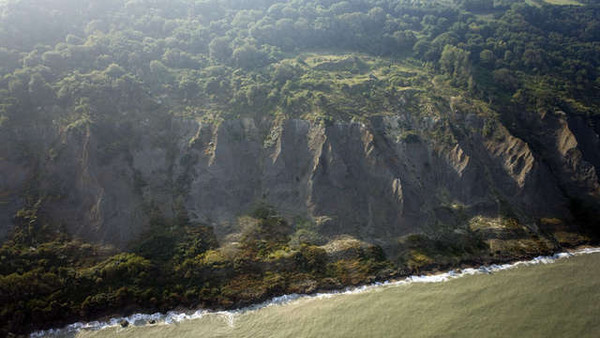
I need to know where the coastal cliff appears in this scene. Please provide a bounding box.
[2,108,598,251]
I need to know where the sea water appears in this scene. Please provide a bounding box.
[34,248,600,337]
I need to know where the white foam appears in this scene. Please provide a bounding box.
[31,246,600,337]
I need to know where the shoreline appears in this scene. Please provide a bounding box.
[32,246,600,337]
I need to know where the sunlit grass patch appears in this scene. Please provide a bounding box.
[543,0,583,6]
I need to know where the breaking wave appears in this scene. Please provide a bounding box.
[31,247,600,337]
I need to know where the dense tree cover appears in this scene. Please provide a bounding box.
[1,0,598,129]
[0,205,393,335]
[1,201,558,335]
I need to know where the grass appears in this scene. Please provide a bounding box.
[173,51,439,124]
[543,0,583,5]
[285,53,432,121]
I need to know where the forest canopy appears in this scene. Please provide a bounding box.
[1,0,599,129]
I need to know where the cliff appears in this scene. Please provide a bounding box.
[2,104,598,254]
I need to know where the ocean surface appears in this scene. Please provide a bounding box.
[37,248,600,337]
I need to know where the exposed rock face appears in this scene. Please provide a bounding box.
[1,110,599,249]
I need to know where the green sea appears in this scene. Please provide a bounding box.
[67,250,600,338]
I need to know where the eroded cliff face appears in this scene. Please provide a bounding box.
[1,109,599,250]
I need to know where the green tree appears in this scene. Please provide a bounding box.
[208,37,232,63]
[104,63,126,79]
[439,44,471,86]
[479,49,495,67]
[232,44,267,69]
[149,60,172,84]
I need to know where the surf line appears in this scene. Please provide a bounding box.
[31,247,600,337]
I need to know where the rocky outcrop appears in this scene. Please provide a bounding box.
[1,110,599,250]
